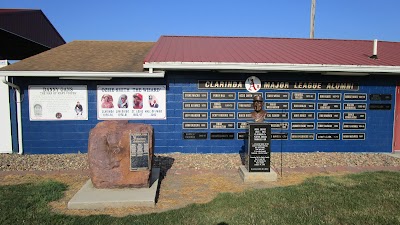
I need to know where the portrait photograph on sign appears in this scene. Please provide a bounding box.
[28,85,88,121]
[97,85,166,120]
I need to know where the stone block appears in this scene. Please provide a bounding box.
[239,165,278,182]
[88,121,153,188]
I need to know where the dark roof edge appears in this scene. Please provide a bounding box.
[38,10,66,45]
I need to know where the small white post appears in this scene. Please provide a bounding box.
[373,39,378,56]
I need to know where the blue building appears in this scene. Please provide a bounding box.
[1,36,400,154]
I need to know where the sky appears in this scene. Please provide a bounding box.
[2,0,400,43]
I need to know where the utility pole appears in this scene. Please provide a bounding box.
[310,0,316,39]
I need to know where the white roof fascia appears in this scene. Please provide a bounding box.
[0,70,165,78]
[143,62,400,74]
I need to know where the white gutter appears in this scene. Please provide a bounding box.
[0,71,165,78]
[2,77,23,154]
[143,62,400,74]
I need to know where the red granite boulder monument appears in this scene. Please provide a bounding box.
[88,121,153,189]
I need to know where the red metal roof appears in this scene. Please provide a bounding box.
[144,36,400,66]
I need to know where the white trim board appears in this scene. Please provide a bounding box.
[0,76,12,153]
[144,62,400,74]
[0,71,165,78]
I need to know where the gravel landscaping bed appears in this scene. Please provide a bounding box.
[1,152,400,171]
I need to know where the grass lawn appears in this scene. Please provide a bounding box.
[1,171,400,225]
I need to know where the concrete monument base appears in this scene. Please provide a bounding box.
[238,165,278,182]
[68,167,160,209]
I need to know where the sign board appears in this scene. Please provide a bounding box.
[97,85,166,120]
[183,132,208,139]
[29,85,88,121]
[246,123,271,172]
[130,133,150,170]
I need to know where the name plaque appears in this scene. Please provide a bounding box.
[210,132,235,139]
[183,92,208,100]
[318,93,341,100]
[317,103,341,110]
[343,112,366,120]
[266,112,289,120]
[237,132,248,140]
[343,103,366,110]
[130,133,150,171]
[210,92,236,100]
[183,102,208,110]
[344,93,367,101]
[317,122,340,130]
[183,132,208,139]
[291,133,314,140]
[271,133,289,140]
[318,112,340,120]
[292,92,316,100]
[343,123,366,130]
[266,102,289,110]
[291,102,315,110]
[238,92,262,100]
[369,94,392,101]
[237,112,252,120]
[342,133,365,140]
[210,102,235,110]
[265,92,289,100]
[183,112,208,120]
[369,104,391,110]
[247,123,271,172]
[239,123,292,131]
[237,102,253,110]
[291,122,315,130]
[237,122,249,129]
[266,122,289,130]
[316,133,340,140]
[291,113,315,120]
[182,122,208,129]
[210,122,235,129]
[210,112,235,119]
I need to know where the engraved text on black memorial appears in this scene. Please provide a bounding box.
[247,123,271,172]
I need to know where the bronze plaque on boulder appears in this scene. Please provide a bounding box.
[130,133,150,171]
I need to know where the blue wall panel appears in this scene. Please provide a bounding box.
[11,71,397,154]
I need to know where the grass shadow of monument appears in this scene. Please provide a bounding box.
[239,141,247,166]
[153,155,175,203]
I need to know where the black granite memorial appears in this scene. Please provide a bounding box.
[245,123,271,172]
